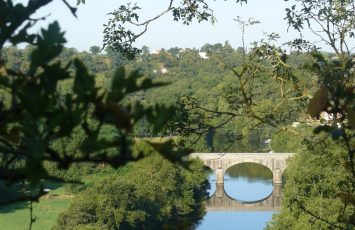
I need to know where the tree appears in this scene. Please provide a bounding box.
[266,1,355,228]
[55,142,210,230]
[267,139,355,229]
[105,46,128,67]
[89,45,101,55]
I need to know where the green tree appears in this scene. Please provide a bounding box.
[267,139,355,229]
[266,1,355,228]
[89,45,101,55]
[55,142,210,230]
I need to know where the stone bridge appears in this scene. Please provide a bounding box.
[190,153,293,184]
[190,153,293,211]
[191,153,293,211]
[206,183,282,211]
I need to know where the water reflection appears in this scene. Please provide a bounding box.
[226,162,273,182]
[225,163,273,202]
[198,163,280,229]
[207,183,281,211]
[207,163,273,202]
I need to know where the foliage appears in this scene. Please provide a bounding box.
[0,0,191,206]
[169,39,312,150]
[270,128,305,153]
[265,1,355,227]
[266,139,355,229]
[43,162,98,194]
[55,142,210,230]
[89,46,100,55]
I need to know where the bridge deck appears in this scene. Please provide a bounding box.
[191,152,293,159]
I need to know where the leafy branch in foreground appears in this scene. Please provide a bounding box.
[0,0,190,205]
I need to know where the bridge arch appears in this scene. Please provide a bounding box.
[222,162,273,203]
[224,160,274,175]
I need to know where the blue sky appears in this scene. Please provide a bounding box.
[16,0,327,51]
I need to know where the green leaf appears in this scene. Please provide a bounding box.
[345,107,355,129]
[146,140,192,164]
[73,59,97,101]
[108,67,125,101]
[339,193,355,206]
[79,131,117,153]
[307,88,329,118]
[104,102,132,132]
[313,125,332,134]
[39,21,66,47]
[30,21,66,72]
[145,104,175,134]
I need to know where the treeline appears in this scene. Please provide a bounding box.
[1,42,320,153]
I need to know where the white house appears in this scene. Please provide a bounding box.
[198,52,209,59]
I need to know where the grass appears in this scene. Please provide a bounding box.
[0,167,129,229]
[0,182,73,230]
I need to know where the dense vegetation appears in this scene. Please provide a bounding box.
[1,42,318,154]
[55,142,209,230]
[267,138,355,229]
[0,0,354,229]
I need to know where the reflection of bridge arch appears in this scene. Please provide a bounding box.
[206,183,282,211]
[191,153,293,184]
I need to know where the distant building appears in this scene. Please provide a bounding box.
[150,49,161,55]
[263,139,271,144]
[292,122,300,127]
[320,111,342,122]
[198,52,209,59]
[263,139,272,153]
[153,67,168,75]
[160,67,168,74]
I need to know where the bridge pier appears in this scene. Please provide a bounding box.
[215,169,224,184]
[273,169,283,184]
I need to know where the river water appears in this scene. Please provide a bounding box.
[197,163,277,230]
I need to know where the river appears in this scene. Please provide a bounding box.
[197,163,277,230]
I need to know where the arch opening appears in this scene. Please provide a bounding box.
[224,162,273,202]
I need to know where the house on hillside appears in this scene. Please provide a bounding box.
[150,49,161,55]
[198,52,209,59]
